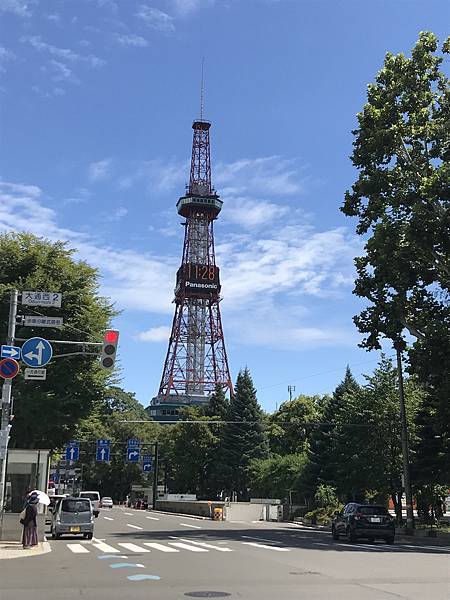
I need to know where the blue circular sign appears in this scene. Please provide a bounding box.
[21,337,53,367]
[0,358,20,379]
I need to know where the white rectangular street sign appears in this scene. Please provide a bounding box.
[22,291,62,307]
[24,316,63,328]
[24,368,47,381]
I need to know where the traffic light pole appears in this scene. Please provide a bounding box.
[0,289,19,527]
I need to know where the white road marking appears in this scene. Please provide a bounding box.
[242,535,285,544]
[118,543,151,553]
[144,543,179,553]
[126,524,143,530]
[179,523,201,529]
[92,541,121,553]
[169,542,208,552]
[178,538,232,552]
[124,512,133,516]
[67,544,90,554]
[145,516,160,521]
[103,517,114,521]
[242,542,290,552]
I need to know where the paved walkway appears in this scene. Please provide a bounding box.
[0,540,51,560]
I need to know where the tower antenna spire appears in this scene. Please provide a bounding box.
[200,57,205,121]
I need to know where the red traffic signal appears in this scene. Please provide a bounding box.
[100,329,119,370]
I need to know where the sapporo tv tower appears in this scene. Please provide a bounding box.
[148,102,233,421]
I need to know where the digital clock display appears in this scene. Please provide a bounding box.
[176,263,221,298]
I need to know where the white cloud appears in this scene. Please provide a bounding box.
[115,33,149,47]
[223,197,289,229]
[119,159,187,193]
[46,59,79,84]
[216,156,306,196]
[88,159,113,182]
[171,0,213,15]
[21,35,106,68]
[0,46,15,72]
[135,326,171,342]
[109,206,128,221]
[136,5,175,32]
[0,0,31,17]
[46,13,61,23]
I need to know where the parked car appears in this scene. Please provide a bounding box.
[332,503,395,543]
[45,494,68,525]
[100,496,113,509]
[51,497,94,539]
[79,490,100,517]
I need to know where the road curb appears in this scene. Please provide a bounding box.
[0,539,51,560]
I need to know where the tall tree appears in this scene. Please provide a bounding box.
[268,394,321,455]
[220,369,268,499]
[341,32,450,478]
[0,233,116,449]
[202,384,230,420]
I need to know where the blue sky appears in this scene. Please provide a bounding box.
[1,0,448,412]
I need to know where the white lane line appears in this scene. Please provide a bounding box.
[241,535,285,544]
[103,517,114,521]
[169,542,208,552]
[178,538,232,552]
[146,516,160,521]
[126,524,143,530]
[144,543,179,553]
[67,544,90,554]
[179,523,201,529]
[92,541,121,553]
[118,543,151,553]
[242,542,290,552]
[124,512,133,516]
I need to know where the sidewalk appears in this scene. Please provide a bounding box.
[0,540,51,560]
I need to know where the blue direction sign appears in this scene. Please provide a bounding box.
[1,345,21,360]
[127,439,140,448]
[127,448,140,462]
[96,439,111,447]
[21,337,53,368]
[65,445,79,461]
[96,446,110,462]
[0,358,20,379]
[142,454,153,473]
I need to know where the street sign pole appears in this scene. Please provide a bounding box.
[152,441,159,510]
[0,289,18,528]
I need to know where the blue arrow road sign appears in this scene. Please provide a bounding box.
[127,439,140,448]
[143,462,152,473]
[96,439,111,447]
[21,337,53,367]
[1,345,21,360]
[96,446,110,462]
[127,448,140,462]
[65,445,79,461]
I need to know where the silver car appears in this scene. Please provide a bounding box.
[51,497,94,539]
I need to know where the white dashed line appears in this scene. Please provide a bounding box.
[179,523,201,529]
[124,512,133,516]
[146,516,160,521]
[67,544,90,554]
[242,542,290,552]
[126,523,143,530]
[103,517,114,521]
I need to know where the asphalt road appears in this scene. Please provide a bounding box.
[1,507,449,599]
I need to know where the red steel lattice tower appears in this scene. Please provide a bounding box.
[150,117,233,417]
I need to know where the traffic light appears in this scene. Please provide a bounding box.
[100,330,119,369]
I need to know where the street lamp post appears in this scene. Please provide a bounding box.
[393,338,415,532]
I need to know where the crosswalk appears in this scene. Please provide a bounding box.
[64,537,290,556]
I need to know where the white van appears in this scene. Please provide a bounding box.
[79,491,100,517]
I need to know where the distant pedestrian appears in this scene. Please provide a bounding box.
[21,492,39,549]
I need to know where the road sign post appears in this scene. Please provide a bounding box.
[0,290,18,530]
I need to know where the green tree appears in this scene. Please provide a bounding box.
[220,368,269,499]
[341,32,450,480]
[202,384,229,420]
[268,395,321,455]
[247,453,308,501]
[0,233,116,449]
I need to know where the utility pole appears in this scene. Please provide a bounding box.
[152,441,159,510]
[0,289,19,523]
[288,385,296,401]
[394,338,415,532]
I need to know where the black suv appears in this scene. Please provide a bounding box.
[332,503,395,544]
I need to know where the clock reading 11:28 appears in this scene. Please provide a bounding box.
[175,263,221,298]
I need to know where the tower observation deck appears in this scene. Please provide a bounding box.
[147,118,233,422]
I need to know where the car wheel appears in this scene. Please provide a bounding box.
[385,536,395,544]
[332,526,339,540]
[346,527,357,543]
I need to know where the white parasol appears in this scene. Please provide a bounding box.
[29,490,51,506]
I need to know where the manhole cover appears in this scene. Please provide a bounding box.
[185,593,231,598]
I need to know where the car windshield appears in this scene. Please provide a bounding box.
[102,497,112,501]
[358,506,388,515]
[62,499,91,513]
[80,493,99,501]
